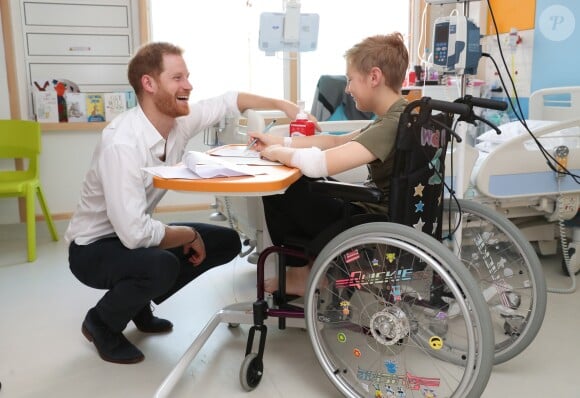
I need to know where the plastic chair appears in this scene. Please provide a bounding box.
[0,120,58,261]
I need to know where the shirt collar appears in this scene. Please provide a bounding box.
[136,105,167,150]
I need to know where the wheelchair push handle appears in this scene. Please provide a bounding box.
[424,98,472,118]
[457,95,508,111]
[453,95,508,136]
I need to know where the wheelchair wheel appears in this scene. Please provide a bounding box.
[239,353,263,391]
[442,198,547,364]
[305,222,494,398]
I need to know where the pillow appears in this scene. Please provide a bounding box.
[477,120,556,144]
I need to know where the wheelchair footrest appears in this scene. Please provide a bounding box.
[271,291,303,309]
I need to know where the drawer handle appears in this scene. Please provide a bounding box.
[69,46,91,52]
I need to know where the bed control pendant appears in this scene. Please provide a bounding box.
[554,145,569,177]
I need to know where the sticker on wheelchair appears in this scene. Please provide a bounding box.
[429,335,444,350]
[343,249,360,263]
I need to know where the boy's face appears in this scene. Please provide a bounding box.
[345,64,372,112]
[151,54,192,117]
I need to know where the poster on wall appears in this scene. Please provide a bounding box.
[486,0,536,34]
[531,0,580,91]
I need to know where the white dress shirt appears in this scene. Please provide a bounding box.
[65,91,240,249]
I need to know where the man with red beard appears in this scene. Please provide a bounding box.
[65,42,304,364]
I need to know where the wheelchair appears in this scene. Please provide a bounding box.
[237,97,502,398]
[154,96,545,398]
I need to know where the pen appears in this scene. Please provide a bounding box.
[246,119,277,150]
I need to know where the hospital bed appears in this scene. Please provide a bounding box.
[451,87,580,274]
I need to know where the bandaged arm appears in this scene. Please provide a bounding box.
[289,147,328,178]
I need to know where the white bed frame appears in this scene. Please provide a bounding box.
[454,86,580,260]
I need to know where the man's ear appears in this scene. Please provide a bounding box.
[141,74,156,94]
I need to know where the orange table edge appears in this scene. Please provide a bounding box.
[152,165,301,195]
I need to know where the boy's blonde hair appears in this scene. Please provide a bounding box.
[344,33,409,92]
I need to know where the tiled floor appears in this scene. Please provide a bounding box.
[1,212,579,397]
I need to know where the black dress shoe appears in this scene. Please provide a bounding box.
[132,305,173,333]
[82,308,144,364]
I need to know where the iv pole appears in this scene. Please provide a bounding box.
[454,1,470,202]
[283,0,301,103]
[425,0,479,253]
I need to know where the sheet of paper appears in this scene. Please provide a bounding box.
[207,145,281,165]
[142,151,268,179]
[210,145,259,158]
[212,156,281,166]
[142,164,202,179]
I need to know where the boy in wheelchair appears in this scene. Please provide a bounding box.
[247,32,409,296]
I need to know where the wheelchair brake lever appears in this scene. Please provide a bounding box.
[472,114,502,135]
[431,117,462,143]
[454,95,505,135]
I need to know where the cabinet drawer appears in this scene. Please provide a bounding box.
[29,63,129,87]
[24,2,129,28]
[27,33,130,57]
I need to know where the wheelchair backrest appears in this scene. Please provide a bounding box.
[388,99,455,241]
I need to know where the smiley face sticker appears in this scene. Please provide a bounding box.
[429,336,443,350]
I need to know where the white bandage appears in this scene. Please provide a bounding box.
[283,136,292,147]
[290,147,328,178]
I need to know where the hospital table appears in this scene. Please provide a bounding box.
[151,162,302,398]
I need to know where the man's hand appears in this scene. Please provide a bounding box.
[183,231,206,266]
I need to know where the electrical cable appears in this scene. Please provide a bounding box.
[416,2,430,66]
[551,178,577,293]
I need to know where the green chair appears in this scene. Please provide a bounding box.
[0,120,58,261]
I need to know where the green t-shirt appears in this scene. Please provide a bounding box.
[353,97,408,215]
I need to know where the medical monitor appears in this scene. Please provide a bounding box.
[432,15,481,75]
[258,12,319,54]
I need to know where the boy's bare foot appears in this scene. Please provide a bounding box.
[264,265,311,297]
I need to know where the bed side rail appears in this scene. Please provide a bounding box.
[475,118,580,198]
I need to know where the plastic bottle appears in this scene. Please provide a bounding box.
[289,100,315,137]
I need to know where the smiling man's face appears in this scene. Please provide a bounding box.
[152,53,192,117]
